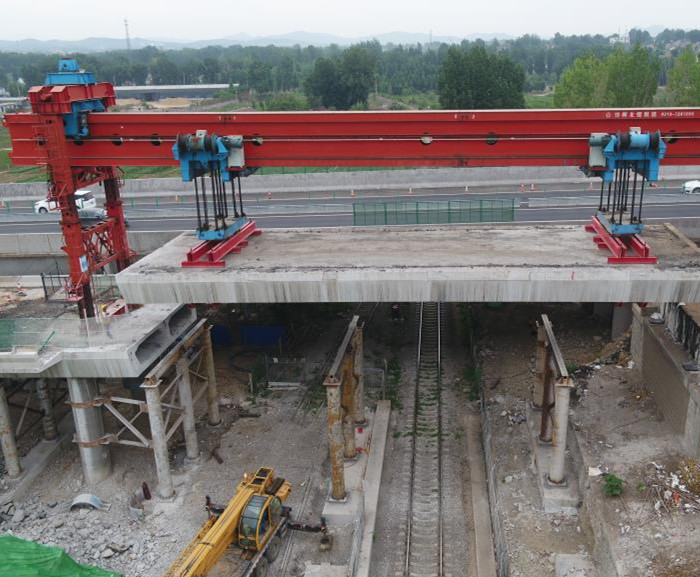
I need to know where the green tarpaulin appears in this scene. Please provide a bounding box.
[0,534,122,577]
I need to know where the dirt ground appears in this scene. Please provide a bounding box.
[0,308,367,577]
[477,302,700,577]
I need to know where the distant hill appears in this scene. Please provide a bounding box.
[0,31,513,53]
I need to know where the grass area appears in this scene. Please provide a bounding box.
[525,92,555,108]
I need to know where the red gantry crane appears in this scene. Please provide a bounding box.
[4,59,700,317]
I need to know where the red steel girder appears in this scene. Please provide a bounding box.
[5,108,700,169]
[181,220,261,268]
[27,83,116,115]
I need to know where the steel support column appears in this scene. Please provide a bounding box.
[533,324,547,410]
[67,378,111,484]
[325,382,346,500]
[0,382,22,478]
[204,329,221,426]
[353,325,366,425]
[549,381,574,484]
[177,357,199,460]
[143,381,174,498]
[35,379,57,441]
[341,355,356,460]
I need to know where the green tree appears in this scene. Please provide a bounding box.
[438,45,525,109]
[554,45,659,108]
[668,49,700,106]
[338,45,377,108]
[554,54,607,107]
[150,56,179,84]
[304,58,342,108]
[605,45,659,107]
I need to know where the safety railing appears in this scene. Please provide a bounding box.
[352,199,516,226]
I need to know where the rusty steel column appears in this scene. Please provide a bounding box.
[143,380,174,498]
[0,382,21,478]
[203,329,221,426]
[67,378,112,484]
[549,380,574,484]
[353,325,366,425]
[35,379,58,441]
[539,364,555,444]
[325,380,346,500]
[533,323,547,409]
[176,357,199,460]
[341,355,356,460]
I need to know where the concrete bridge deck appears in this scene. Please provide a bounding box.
[116,223,700,304]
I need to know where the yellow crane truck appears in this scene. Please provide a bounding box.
[163,467,300,577]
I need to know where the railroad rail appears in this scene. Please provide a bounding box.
[404,301,444,577]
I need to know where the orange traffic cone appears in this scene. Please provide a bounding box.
[408,187,413,195]
[174,195,180,204]
[350,189,355,198]
[530,183,536,192]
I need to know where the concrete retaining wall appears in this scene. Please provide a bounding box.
[636,310,700,456]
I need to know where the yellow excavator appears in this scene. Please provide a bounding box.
[163,467,321,577]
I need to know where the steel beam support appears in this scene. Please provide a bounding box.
[35,379,57,441]
[533,323,547,410]
[67,378,111,484]
[176,357,199,460]
[353,325,366,425]
[341,355,356,460]
[143,381,174,498]
[0,382,22,478]
[549,380,574,485]
[203,329,221,426]
[325,381,346,501]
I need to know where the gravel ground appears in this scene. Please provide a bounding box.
[370,303,470,577]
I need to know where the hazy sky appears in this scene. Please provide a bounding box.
[2,0,698,40]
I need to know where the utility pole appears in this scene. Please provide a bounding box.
[124,19,132,53]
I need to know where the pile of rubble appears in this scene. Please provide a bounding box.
[641,460,700,516]
[0,494,182,576]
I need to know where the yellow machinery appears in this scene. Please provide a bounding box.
[164,467,292,577]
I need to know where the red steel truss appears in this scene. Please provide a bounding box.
[4,103,700,315]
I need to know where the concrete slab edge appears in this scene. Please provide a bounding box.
[354,400,391,577]
[465,413,498,577]
[567,419,621,577]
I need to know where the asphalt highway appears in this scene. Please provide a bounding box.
[1,201,699,235]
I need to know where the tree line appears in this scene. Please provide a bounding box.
[1,29,699,110]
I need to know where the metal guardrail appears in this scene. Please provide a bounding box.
[352,199,516,226]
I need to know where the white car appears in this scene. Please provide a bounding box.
[682,180,700,194]
[34,189,96,213]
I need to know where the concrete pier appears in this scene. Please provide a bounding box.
[0,383,21,478]
[117,224,700,305]
[35,379,57,441]
[176,357,199,461]
[67,378,112,484]
[142,381,174,498]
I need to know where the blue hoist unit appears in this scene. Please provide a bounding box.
[47,59,109,139]
[173,130,250,242]
[588,129,666,236]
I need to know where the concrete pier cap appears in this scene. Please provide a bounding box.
[116,223,700,305]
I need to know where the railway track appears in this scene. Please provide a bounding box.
[404,302,444,577]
